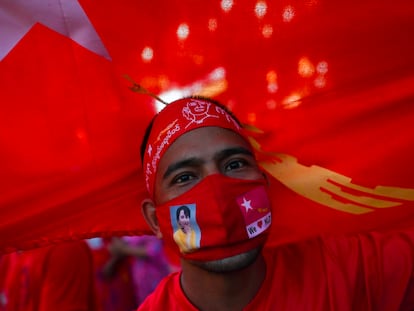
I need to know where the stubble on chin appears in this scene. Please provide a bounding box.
[189,247,261,273]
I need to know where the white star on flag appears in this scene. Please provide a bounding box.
[0,0,110,61]
[241,197,253,212]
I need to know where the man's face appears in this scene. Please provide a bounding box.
[153,126,263,204]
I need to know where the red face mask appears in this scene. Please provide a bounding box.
[156,174,272,261]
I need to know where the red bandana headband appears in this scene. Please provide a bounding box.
[143,97,247,197]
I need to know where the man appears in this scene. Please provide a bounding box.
[138,96,414,311]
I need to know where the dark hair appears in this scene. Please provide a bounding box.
[139,95,242,163]
[140,116,156,163]
[176,205,191,221]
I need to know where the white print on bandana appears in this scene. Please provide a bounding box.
[147,144,153,157]
[155,119,179,143]
[215,106,241,129]
[246,213,271,238]
[182,100,219,128]
[151,123,181,171]
[145,162,152,191]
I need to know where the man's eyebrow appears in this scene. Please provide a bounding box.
[163,158,204,180]
[213,147,254,162]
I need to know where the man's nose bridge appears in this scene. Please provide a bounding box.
[203,162,221,177]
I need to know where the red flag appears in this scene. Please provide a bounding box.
[0,1,155,253]
[0,0,413,253]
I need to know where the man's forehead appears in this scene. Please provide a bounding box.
[158,127,251,171]
[166,126,247,151]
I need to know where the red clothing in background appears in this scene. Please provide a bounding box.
[88,238,137,311]
[138,229,414,311]
[1,241,97,311]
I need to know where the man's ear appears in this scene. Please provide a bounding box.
[141,199,163,239]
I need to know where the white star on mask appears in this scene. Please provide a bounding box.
[0,0,110,61]
[241,197,253,212]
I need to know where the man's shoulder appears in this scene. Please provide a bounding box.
[138,271,191,311]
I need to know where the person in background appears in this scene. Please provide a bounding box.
[137,96,414,311]
[0,240,97,311]
[87,237,136,311]
[0,254,11,311]
[104,235,172,307]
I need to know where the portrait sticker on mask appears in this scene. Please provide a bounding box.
[169,204,201,253]
[236,186,272,239]
[156,175,272,261]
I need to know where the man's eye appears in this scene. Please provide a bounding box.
[225,159,246,171]
[172,173,194,184]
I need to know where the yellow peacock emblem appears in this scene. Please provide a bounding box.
[246,128,414,215]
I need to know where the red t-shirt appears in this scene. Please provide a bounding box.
[138,230,414,311]
[2,241,97,311]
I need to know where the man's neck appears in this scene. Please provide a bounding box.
[179,254,266,311]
